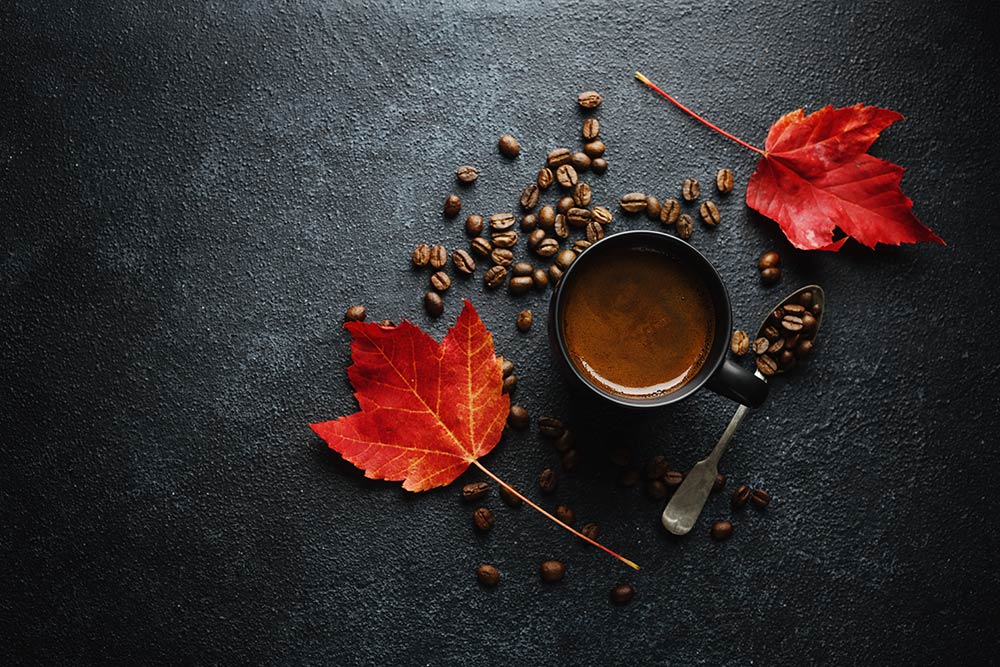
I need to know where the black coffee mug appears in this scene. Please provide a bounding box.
[547,230,768,408]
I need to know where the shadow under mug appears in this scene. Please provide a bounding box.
[547,230,768,408]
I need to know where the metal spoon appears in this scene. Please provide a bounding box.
[661,284,826,535]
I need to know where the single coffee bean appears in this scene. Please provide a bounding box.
[470,237,492,257]
[537,167,554,190]
[571,151,591,171]
[554,505,575,525]
[556,164,578,188]
[583,139,606,158]
[499,483,522,507]
[552,429,574,453]
[462,481,489,502]
[532,268,549,289]
[591,205,613,225]
[646,479,668,500]
[620,192,647,213]
[536,238,559,257]
[572,239,592,254]
[498,134,520,158]
[345,305,367,322]
[500,357,515,377]
[509,276,533,295]
[664,470,684,487]
[430,271,451,292]
[520,183,540,211]
[456,165,479,183]
[756,354,778,376]
[528,229,546,249]
[540,560,565,582]
[424,291,444,317]
[538,205,556,229]
[538,416,565,438]
[549,264,564,285]
[711,520,733,541]
[443,193,462,217]
[732,485,752,509]
[799,290,814,308]
[682,177,701,202]
[766,338,785,355]
[801,312,817,334]
[489,212,516,231]
[785,333,801,349]
[412,243,431,267]
[516,309,533,331]
[645,455,669,479]
[557,196,575,214]
[751,488,771,509]
[699,200,721,226]
[581,522,600,541]
[491,230,518,249]
[573,183,593,207]
[547,147,572,168]
[519,213,537,232]
[502,374,516,394]
[731,330,750,356]
[716,168,734,194]
[555,249,576,270]
[578,90,602,108]
[591,157,608,174]
[783,303,806,316]
[763,325,780,341]
[508,404,529,429]
[430,245,448,269]
[760,267,780,283]
[795,338,814,359]
[473,507,494,531]
[811,302,822,316]
[646,196,661,221]
[539,467,558,493]
[660,198,681,225]
[771,307,785,321]
[752,337,770,355]
[676,214,694,239]
[511,261,533,277]
[491,248,514,267]
[618,469,641,487]
[567,207,592,228]
[553,215,570,239]
[483,265,507,289]
[452,249,475,275]
[465,214,484,237]
[779,349,797,370]
[377,319,395,328]
[476,563,500,587]
[712,473,727,493]
[582,117,601,140]
[610,583,635,605]
[781,315,804,332]
[585,220,604,243]
[609,446,631,467]
[758,251,781,269]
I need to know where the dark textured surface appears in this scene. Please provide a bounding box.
[3,1,1000,664]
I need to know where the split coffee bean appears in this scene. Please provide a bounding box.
[555,249,576,270]
[483,265,507,289]
[499,483,522,507]
[537,167,554,190]
[532,268,549,289]
[520,183,540,211]
[710,520,733,541]
[591,205,612,225]
[660,198,681,225]
[536,238,559,257]
[716,168,734,194]
[509,276,533,295]
[556,164,578,188]
[699,200,721,226]
[465,214,484,236]
[610,584,635,605]
[731,330,750,356]
[491,230,518,249]
[519,213,537,232]
[528,229,546,249]
[577,90,602,109]
[538,205,556,229]
[572,240,591,254]
[664,471,684,488]
[424,291,444,317]
[540,560,565,583]
[511,261,532,277]
[751,488,771,509]
[537,416,565,438]
[452,249,475,275]
[473,507,494,531]
[731,484,752,509]
[553,215,570,239]
[582,118,600,140]
[554,505,575,525]
[646,196,661,221]
[498,134,520,158]
[567,207,591,228]
[430,245,448,269]
[476,564,500,587]
[430,271,451,292]
[516,309,533,331]
[573,182,592,207]
[470,237,492,257]
[676,214,694,239]
[443,193,462,217]
[586,221,604,242]
[456,165,479,183]
[491,248,513,267]
[344,305,367,322]
[756,354,778,376]
[508,405,529,429]
[571,152,591,171]
[591,158,608,174]
[412,243,431,267]
[682,177,701,202]
[583,140,605,158]
[557,196,575,214]
[462,482,489,502]
[539,467,558,493]
[620,192,647,213]
[502,374,516,394]
[489,212,516,232]
[547,148,572,168]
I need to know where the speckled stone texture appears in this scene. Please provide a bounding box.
[2,0,999,664]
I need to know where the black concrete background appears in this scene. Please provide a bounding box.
[3,0,999,665]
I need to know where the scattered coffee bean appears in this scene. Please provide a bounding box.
[710,520,733,541]
[547,148,572,168]
[510,261,532,277]
[577,90,602,109]
[539,467,558,493]
[573,182,592,207]
[462,481,490,502]
[540,560,565,582]
[465,214,484,237]
[492,230,518,249]
[556,164,578,188]
[732,484,751,509]
[430,245,448,269]
[476,563,500,587]
[509,276,533,295]
[664,471,684,488]
[583,140,606,158]
[452,249,475,275]
[412,244,431,268]
[470,237,492,257]
[660,198,681,225]
[554,505,575,525]
[646,480,668,500]
[548,264,564,285]
[501,357,515,377]
[516,309,533,331]
[473,507,494,531]
[538,205,556,229]
[498,134,520,158]
[484,265,507,289]
[456,165,479,184]
[572,239,592,254]
[489,212,516,232]
[499,483,522,507]
[491,248,514,267]
[620,192,647,213]
[508,404,529,429]
[716,168,734,194]
[502,374,517,394]
[538,417,565,438]
[609,446,631,467]
[555,249,577,270]
[759,251,780,270]
[430,271,451,292]
[537,167,554,190]
[553,214,570,239]
[676,214,694,239]
[756,354,778,376]
[519,213,537,232]
[586,221,604,242]
[528,229,546,249]
[618,469,641,487]
[682,177,701,202]
[751,488,771,509]
[645,455,670,480]
[571,151,591,171]
[591,158,608,174]
[699,200,721,226]
[610,583,635,605]
[582,118,600,140]
[345,305,367,322]
[520,183,540,211]
[591,205,612,225]
[443,193,462,218]
[532,268,549,289]
[536,238,559,257]
[424,291,444,317]
[552,429,574,453]
[557,196,575,214]
[731,330,750,356]
[567,207,592,228]
[646,196,661,221]
[713,473,727,493]
[581,522,600,541]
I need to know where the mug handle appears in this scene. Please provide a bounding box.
[706,359,768,407]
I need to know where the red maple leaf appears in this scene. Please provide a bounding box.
[636,73,944,251]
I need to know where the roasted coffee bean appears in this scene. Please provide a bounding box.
[553,215,570,239]
[766,337,786,355]
[516,309,533,331]
[581,522,600,541]
[583,140,606,158]
[554,504,575,524]
[540,560,565,582]
[660,198,681,225]
[532,268,549,289]
[536,238,559,257]
[646,479,668,500]
[465,214,484,237]
[557,196,575,214]
[731,330,750,356]
[509,276,533,295]
[795,339,814,359]
[591,205,613,225]
[502,374,517,394]
[609,446,631,467]
[571,152,591,171]
[462,482,489,502]
[539,467,558,493]
[476,564,500,587]
[499,483,522,507]
[582,117,601,140]
[345,305,367,322]
[412,243,431,267]
[556,164,578,188]
[712,473,727,493]
[591,157,608,174]
[573,182,593,207]
[508,404,529,429]
[682,177,701,202]
[760,267,780,285]
[498,134,520,158]
[586,220,604,243]
[732,485,752,509]
[711,520,733,541]
[783,303,806,316]
[620,192,647,213]
[547,148,572,168]
[519,213,537,232]
[430,245,448,269]
[520,183,540,211]
[572,239,592,254]
[552,429,574,453]
[424,291,444,317]
[756,354,778,376]
[646,196,661,221]
[785,333,801,349]
[781,315,804,332]
[528,229,546,249]
[567,207,592,228]
[473,507,494,531]
[751,488,771,509]
[500,357,515,377]
[771,307,785,321]
[491,248,514,267]
[699,200,721,226]
[484,265,507,289]
[452,249,475,275]
[538,205,556,229]
[664,470,684,487]
[470,237,492,257]
[752,337,770,355]
[578,90,602,108]
[443,193,462,217]
[676,214,694,239]
[799,290,814,308]
[430,271,451,292]
[549,264,564,285]
[811,302,822,316]
[610,584,635,605]
[492,230,518,249]
[645,455,669,479]
[779,349,797,370]
[538,416,565,438]
[537,167,554,190]
[378,319,395,328]
[555,249,576,270]
[716,168,734,194]
[489,212,516,232]
[511,261,533,277]
[456,165,479,183]
[618,469,641,487]
[801,312,817,334]
[763,325,781,341]
[758,251,781,269]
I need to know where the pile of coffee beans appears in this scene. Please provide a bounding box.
[617,167,733,241]
[753,288,820,376]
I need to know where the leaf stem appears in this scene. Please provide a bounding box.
[471,459,640,571]
[634,71,765,156]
